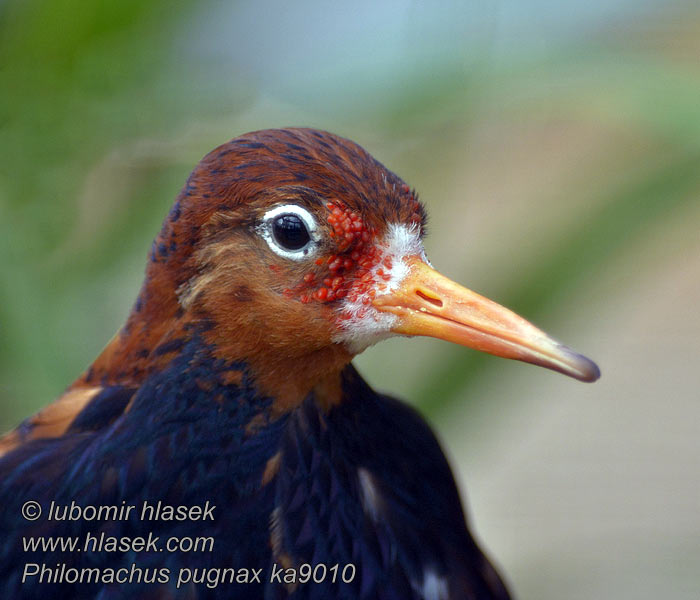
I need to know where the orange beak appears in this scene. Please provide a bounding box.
[373,256,600,382]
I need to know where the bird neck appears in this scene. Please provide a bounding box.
[73,309,352,418]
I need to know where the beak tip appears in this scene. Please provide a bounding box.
[584,360,601,382]
[559,345,600,382]
[579,361,601,383]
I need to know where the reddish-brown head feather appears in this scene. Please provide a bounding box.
[74,128,425,411]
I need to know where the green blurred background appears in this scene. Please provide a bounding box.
[1,0,699,598]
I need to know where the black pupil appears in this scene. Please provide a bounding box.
[272,214,310,251]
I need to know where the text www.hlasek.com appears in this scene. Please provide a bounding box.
[20,500,356,589]
[24,531,214,554]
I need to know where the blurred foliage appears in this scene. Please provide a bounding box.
[1,0,699,431]
[0,0,244,417]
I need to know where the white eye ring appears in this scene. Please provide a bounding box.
[258,204,320,260]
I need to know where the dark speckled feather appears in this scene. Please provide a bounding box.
[271,366,510,600]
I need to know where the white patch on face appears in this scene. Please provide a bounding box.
[412,569,449,600]
[332,223,426,354]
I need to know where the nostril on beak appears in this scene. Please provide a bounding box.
[416,290,443,308]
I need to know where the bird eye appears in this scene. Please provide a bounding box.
[259,204,319,260]
[272,214,310,250]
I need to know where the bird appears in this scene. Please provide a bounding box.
[0,128,599,599]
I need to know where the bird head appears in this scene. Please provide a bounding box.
[82,128,598,410]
